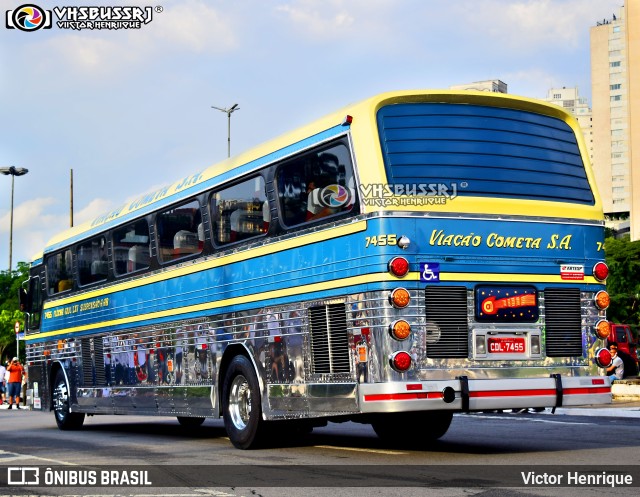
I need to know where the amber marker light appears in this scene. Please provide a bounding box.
[390,320,411,340]
[388,256,409,277]
[595,319,611,340]
[390,351,412,372]
[593,261,609,281]
[389,288,410,308]
[595,347,613,368]
[595,290,610,310]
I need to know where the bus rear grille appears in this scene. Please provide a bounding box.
[544,288,582,357]
[425,286,469,358]
[308,304,351,374]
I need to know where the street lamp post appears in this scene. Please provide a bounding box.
[211,103,240,157]
[0,166,29,271]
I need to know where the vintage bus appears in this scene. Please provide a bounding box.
[20,90,613,449]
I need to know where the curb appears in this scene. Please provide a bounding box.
[612,380,640,401]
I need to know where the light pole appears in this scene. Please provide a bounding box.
[211,103,239,157]
[0,166,29,271]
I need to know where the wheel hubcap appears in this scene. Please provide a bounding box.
[53,381,69,418]
[228,375,251,430]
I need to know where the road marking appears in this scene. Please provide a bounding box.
[0,450,76,465]
[470,414,598,426]
[313,445,406,455]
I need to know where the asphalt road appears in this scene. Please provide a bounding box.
[0,406,639,497]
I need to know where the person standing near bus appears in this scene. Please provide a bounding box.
[0,360,6,405]
[7,357,25,409]
[606,342,624,383]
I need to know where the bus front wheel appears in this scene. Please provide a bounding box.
[222,355,264,449]
[371,411,452,445]
[53,369,85,431]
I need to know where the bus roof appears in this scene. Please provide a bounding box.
[39,89,601,260]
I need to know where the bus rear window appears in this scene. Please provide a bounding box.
[377,103,595,205]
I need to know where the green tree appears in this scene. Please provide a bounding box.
[0,262,29,361]
[604,236,640,336]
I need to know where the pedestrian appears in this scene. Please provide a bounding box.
[606,342,624,383]
[7,357,25,409]
[0,360,6,405]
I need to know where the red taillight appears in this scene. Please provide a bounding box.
[593,261,609,282]
[389,288,410,308]
[342,115,353,125]
[388,257,409,277]
[595,347,613,368]
[390,351,412,372]
[595,290,610,310]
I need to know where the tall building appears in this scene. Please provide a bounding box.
[542,87,594,167]
[590,1,639,240]
[449,80,508,93]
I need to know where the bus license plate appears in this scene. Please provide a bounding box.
[488,337,525,353]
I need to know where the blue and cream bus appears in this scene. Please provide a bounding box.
[21,90,613,449]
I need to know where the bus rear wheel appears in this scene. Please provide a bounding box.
[371,411,452,445]
[53,369,85,431]
[222,355,264,449]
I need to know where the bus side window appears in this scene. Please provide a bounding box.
[157,199,202,262]
[113,219,150,276]
[46,249,73,295]
[212,176,267,246]
[77,236,108,286]
[277,141,357,227]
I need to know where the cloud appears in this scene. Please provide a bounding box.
[151,1,238,53]
[19,1,238,79]
[276,0,355,39]
[275,0,397,43]
[0,197,58,233]
[454,0,614,51]
[0,196,118,265]
[73,197,120,226]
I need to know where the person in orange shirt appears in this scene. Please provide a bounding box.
[7,357,24,409]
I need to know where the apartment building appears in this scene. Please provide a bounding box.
[590,1,639,240]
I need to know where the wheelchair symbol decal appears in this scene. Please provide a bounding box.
[419,263,440,282]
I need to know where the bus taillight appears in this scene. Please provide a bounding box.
[595,290,610,310]
[388,257,409,277]
[389,288,410,308]
[595,347,613,368]
[390,320,411,340]
[595,320,611,340]
[390,351,412,372]
[593,261,609,281]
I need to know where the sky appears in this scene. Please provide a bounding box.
[0,0,624,270]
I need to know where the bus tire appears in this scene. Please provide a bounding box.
[177,416,205,428]
[371,411,452,445]
[53,369,85,431]
[222,355,264,449]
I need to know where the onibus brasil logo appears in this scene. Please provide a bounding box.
[6,4,157,31]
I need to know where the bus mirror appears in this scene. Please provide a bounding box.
[19,288,30,312]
